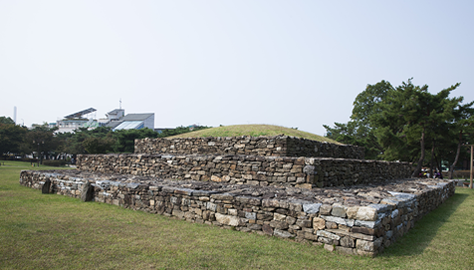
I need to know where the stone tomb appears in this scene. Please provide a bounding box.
[19,135,455,257]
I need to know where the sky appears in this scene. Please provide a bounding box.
[1,1,473,136]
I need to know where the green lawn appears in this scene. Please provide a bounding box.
[1,160,473,269]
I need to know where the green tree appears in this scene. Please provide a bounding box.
[82,135,116,154]
[324,81,393,159]
[113,128,159,153]
[371,79,461,176]
[0,116,15,125]
[0,117,28,156]
[24,124,59,163]
[447,101,474,178]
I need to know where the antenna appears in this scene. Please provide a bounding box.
[119,99,122,109]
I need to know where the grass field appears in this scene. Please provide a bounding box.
[170,124,341,145]
[1,161,473,269]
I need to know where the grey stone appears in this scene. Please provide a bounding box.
[322,215,354,227]
[274,229,293,238]
[41,179,51,194]
[316,230,341,240]
[80,181,94,202]
[262,224,273,235]
[303,203,322,214]
[331,204,347,218]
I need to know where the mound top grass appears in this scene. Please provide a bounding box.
[170,124,341,144]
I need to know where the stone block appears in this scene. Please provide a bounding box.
[356,207,378,221]
[215,213,243,226]
[313,217,326,230]
[274,229,294,238]
[331,204,347,218]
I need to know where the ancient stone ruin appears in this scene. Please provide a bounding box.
[20,135,455,257]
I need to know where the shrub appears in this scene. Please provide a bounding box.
[42,160,67,167]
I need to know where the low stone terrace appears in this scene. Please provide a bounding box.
[20,169,454,257]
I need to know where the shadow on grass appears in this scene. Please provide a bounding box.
[379,188,470,258]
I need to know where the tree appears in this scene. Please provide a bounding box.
[447,101,474,178]
[371,79,462,176]
[23,124,59,163]
[324,80,393,159]
[113,128,159,153]
[0,117,28,156]
[324,79,473,179]
[0,116,15,125]
[82,135,116,154]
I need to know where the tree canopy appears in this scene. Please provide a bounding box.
[324,79,474,178]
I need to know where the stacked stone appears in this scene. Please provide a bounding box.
[134,136,364,159]
[20,170,455,257]
[76,154,412,189]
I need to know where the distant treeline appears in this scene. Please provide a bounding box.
[0,116,210,163]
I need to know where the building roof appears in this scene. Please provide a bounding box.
[121,113,154,121]
[107,109,124,115]
[113,121,144,130]
[105,113,154,130]
[64,108,97,119]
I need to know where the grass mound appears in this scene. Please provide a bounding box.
[170,124,341,144]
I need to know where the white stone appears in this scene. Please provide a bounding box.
[356,207,378,221]
[215,213,241,226]
[316,230,341,240]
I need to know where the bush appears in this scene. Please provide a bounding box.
[42,160,67,167]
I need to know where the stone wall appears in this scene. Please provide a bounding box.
[19,170,455,257]
[134,136,365,159]
[76,154,412,188]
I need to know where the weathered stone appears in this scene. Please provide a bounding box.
[320,204,332,215]
[80,181,94,202]
[351,226,376,235]
[346,206,359,219]
[41,179,51,194]
[322,215,354,227]
[316,230,341,240]
[211,175,222,182]
[245,211,256,220]
[274,213,286,221]
[262,224,273,235]
[313,217,326,230]
[356,238,382,252]
[354,219,379,229]
[356,206,378,221]
[331,204,347,218]
[303,203,322,214]
[215,213,242,226]
[274,229,293,238]
[296,217,312,228]
[270,220,289,229]
[340,236,355,248]
[262,199,280,208]
[324,243,335,252]
[326,228,375,241]
[286,216,296,225]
